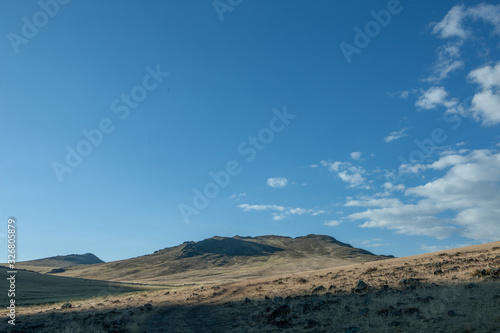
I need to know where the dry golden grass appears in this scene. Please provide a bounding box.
[2,241,500,332]
[35,235,391,286]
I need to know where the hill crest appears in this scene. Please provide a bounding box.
[50,234,394,284]
[19,253,104,268]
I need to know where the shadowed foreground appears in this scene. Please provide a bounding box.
[3,281,500,332]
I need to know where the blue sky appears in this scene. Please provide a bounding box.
[1,0,500,262]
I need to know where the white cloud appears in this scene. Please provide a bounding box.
[267,177,288,188]
[468,61,500,89]
[384,128,408,143]
[338,168,367,188]
[350,151,362,161]
[471,90,500,125]
[400,153,471,175]
[320,160,345,172]
[414,66,500,126]
[432,4,469,39]
[415,87,466,118]
[415,87,450,109]
[347,149,500,241]
[432,4,500,40]
[467,3,500,36]
[323,220,341,227]
[468,62,500,126]
[421,4,500,126]
[320,160,369,189]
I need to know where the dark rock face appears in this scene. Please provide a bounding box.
[179,238,284,258]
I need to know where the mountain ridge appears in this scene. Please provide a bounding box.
[44,234,394,285]
[19,253,104,267]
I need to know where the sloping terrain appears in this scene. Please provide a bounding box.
[0,266,149,307]
[4,241,500,332]
[51,234,392,284]
[15,253,104,274]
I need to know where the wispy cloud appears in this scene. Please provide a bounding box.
[230,192,246,200]
[354,238,390,248]
[323,220,341,227]
[421,243,473,253]
[238,203,326,220]
[386,90,410,99]
[424,41,464,82]
[238,204,286,212]
[384,128,408,143]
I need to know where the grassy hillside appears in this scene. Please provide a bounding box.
[14,253,104,274]
[52,234,392,284]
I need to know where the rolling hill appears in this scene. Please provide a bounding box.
[15,253,104,274]
[47,234,393,285]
